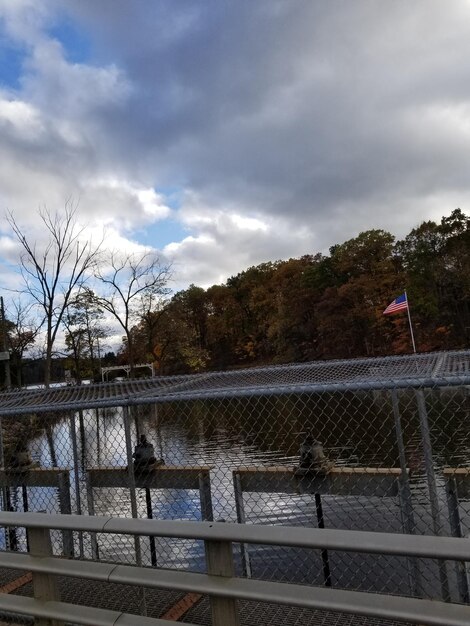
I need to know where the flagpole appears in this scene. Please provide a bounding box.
[405,289,417,354]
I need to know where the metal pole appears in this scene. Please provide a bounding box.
[69,412,84,558]
[96,408,101,467]
[22,484,29,552]
[78,409,86,471]
[45,423,58,468]
[1,296,11,389]
[85,472,99,560]
[96,337,101,383]
[415,389,450,601]
[57,472,73,558]
[145,487,157,567]
[445,476,470,603]
[4,487,17,551]
[0,416,10,550]
[198,471,214,522]
[233,473,252,578]
[404,290,417,354]
[391,389,421,596]
[123,404,146,616]
[314,493,332,587]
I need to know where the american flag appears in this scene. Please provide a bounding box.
[383,293,408,315]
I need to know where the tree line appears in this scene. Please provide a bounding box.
[2,206,469,385]
[126,208,470,373]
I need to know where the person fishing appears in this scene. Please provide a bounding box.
[132,434,157,470]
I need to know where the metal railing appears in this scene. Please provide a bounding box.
[0,512,469,626]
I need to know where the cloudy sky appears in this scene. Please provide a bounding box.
[0,0,469,291]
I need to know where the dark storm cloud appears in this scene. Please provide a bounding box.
[62,1,470,234]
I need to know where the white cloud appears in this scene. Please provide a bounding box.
[2,0,470,301]
[0,98,44,138]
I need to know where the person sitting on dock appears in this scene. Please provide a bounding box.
[132,434,163,472]
[296,435,333,474]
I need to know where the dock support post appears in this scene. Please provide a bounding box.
[57,471,73,558]
[85,472,99,560]
[205,538,239,626]
[199,471,214,521]
[28,523,63,626]
[234,472,251,578]
[314,493,332,586]
[145,487,157,567]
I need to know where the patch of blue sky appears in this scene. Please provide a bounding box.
[0,37,26,90]
[157,186,184,211]
[47,16,91,64]
[139,218,188,250]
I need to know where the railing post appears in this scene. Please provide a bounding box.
[27,525,63,626]
[205,538,239,626]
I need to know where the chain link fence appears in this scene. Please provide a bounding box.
[0,350,469,625]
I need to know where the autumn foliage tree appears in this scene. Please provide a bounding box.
[119,209,470,374]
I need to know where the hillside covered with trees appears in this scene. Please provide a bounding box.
[121,209,470,374]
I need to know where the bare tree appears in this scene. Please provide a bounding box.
[6,298,42,386]
[94,251,171,375]
[7,204,102,386]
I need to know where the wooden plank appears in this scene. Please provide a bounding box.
[234,467,401,497]
[0,469,69,488]
[87,466,213,490]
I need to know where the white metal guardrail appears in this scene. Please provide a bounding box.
[0,513,469,626]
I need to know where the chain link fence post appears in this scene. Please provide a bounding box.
[415,388,450,601]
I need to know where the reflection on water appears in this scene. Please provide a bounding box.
[3,388,470,596]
